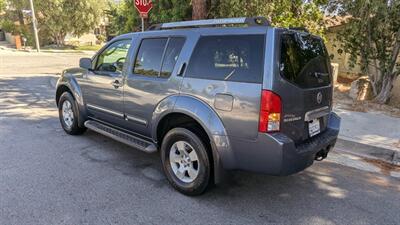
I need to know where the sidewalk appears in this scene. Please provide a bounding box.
[0,41,95,54]
[334,106,400,165]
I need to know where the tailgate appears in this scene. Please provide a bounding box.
[274,30,333,143]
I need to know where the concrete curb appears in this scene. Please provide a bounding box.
[335,138,400,166]
[0,46,95,54]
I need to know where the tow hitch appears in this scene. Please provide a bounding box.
[315,145,332,161]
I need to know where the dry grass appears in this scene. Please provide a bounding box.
[363,158,400,176]
[333,82,400,118]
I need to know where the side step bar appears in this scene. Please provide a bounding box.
[84,120,157,153]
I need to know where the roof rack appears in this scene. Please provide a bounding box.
[147,17,270,31]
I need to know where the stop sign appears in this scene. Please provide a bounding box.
[134,0,153,17]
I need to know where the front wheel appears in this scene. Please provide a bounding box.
[58,92,86,135]
[161,128,211,196]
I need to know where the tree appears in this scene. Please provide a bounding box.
[192,0,207,19]
[328,0,400,103]
[151,0,191,23]
[0,0,6,12]
[34,0,107,46]
[106,0,140,35]
[106,0,191,35]
[106,0,326,37]
[5,0,107,46]
[209,0,327,36]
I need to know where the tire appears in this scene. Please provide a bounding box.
[58,92,86,135]
[161,127,211,196]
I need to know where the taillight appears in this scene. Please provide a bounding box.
[259,90,282,133]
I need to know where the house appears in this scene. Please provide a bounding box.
[324,15,400,105]
[324,15,363,79]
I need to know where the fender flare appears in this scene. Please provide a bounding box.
[56,73,88,127]
[151,95,235,183]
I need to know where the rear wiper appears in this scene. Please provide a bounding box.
[314,72,329,78]
[224,69,236,81]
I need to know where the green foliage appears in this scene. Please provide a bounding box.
[34,0,107,45]
[107,0,326,37]
[327,0,400,103]
[106,0,140,35]
[209,0,327,37]
[74,44,103,51]
[0,0,6,12]
[0,20,18,34]
[150,0,192,23]
[4,0,106,45]
[64,0,107,37]
[106,0,191,35]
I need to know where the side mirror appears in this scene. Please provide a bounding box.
[79,58,92,70]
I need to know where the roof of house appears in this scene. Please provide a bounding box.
[324,15,352,28]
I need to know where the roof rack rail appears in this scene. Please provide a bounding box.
[147,17,270,31]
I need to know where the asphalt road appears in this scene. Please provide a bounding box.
[1,52,400,225]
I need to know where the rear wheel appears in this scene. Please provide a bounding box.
[161,128,211,196]
[58,92,86,135]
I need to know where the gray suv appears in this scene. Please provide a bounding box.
[55,17,341,195]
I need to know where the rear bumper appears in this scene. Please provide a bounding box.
[223,112,341,175]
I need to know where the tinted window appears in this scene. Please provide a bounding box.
[186,35,265,83]
[96,39,131,73]
[280,33,331,88]
[134,38,167,77]
[160,38,185,78]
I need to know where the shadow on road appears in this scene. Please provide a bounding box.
[0,74,57,120]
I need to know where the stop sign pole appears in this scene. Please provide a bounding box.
[134,0,153,32]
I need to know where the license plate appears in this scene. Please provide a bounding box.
[308,119,320,137]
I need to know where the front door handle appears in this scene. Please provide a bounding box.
[112,79,122,88]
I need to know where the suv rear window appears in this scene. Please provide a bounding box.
[280,32,331,88]
[186,35,265,83]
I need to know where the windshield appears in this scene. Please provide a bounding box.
[280,32,331,88]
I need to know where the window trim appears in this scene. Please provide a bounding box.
[184,34,266,84]
[132,36,186,79]
[93,38,132,75]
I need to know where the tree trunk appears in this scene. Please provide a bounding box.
[192,0,207,20]
[54,35,59,47]
[54,33,66,47]
[373,24,400,104]
[374,74,395,104]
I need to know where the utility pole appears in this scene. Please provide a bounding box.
[29,0,40,52]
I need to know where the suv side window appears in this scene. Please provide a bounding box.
[133,37,185,78]
[134,38,167,77]
[186,35,265,83]
[95,39,131,73]
[160,38,185,78]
